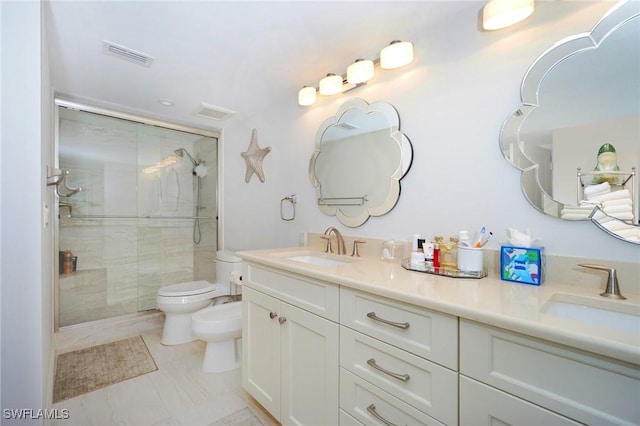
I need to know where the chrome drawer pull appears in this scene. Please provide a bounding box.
[367,404,398,426]
[367,358,410,382]
[366,311,410,329]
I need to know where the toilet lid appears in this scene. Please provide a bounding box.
[158,280,217,297]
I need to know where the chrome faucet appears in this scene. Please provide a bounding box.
[323,227,346,255]
[579,264,626,300]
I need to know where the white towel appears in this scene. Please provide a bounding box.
[603,204,632,214]
[583,182,611,196]
[608,212,634,221]
[561,213,591,220]
[602,198,633,207]
[601,219,636,232]
[615,227,640,239]
[598,189,632,202]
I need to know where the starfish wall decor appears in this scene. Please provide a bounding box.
[240,128,271,183]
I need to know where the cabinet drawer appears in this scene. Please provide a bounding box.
[460,320,640,426]
[340,326,457,425]
[460,376,580,425]
[243,262,339,321]
[340,368,445,426]
[340,288,458,369]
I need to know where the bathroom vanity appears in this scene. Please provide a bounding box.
[238,247,640,426]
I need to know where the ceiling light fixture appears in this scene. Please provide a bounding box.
[482,0,535,31]
[298,40,414,106]
[158,99,175,106]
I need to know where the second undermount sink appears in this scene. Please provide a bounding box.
[542,294,640,334]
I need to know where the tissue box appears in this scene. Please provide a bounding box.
[500,245,545,286]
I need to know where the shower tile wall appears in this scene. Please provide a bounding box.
[58,109,217,327]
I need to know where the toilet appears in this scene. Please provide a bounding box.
[156,250,242,346]
[190,251,244,372]
[191,301,242,372]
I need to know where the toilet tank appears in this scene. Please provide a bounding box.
[215,250,243,294]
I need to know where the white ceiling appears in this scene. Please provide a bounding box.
[44,1,475,130]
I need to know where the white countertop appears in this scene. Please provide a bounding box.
[237,247,640,366]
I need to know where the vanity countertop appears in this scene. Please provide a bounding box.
[237,247,640,367]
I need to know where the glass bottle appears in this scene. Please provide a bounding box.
[440,236,459,269]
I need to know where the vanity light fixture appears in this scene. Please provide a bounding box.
[379,41,414,69]
[482,0,535,31]
[347,59,375,84]
[298,40,414,106]
[298,86,317,106]
[319,73,344,96]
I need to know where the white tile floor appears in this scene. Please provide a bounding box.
[50,316,278,426]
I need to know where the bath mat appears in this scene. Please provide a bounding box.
[210,407,263,426]
[53,335,157,403]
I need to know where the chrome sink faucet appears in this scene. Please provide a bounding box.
[323,227,346,255]
[579,264,626,300]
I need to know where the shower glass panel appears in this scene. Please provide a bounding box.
[57,106,218,327]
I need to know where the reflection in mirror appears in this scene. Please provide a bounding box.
[309,98,412,227]
[500,1,640,244]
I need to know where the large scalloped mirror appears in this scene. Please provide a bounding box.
[309,99,413,227]
[500,1,640,244]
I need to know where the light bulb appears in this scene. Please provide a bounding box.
[482,0,534,30]
[319,73,343,96]
[298,86,317,106]
[347,59,374,84]
[380,41,414,69]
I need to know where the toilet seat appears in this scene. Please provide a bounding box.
[158,280,217,297]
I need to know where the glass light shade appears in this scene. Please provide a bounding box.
[380,41,414,69]
[347,59,374,84]
[298,86,317,106]
[319,73,343,95]
[482,0,535,30]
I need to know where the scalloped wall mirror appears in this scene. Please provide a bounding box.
[500,1,639,244]
[309,99,413,227]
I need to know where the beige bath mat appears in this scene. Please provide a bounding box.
[53,335,157,402]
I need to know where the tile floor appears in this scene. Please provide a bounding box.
[50,316,278,426]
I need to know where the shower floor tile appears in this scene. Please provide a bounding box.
[49,326,277,426]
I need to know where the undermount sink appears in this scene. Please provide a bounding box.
[542,294,640,334]
[286,255,352,267]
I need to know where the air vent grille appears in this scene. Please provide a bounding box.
[103,41,154,67]
[195,103,236,121]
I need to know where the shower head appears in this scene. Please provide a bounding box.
[174,148,199,167]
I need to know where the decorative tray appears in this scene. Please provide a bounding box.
[401,258,487,279]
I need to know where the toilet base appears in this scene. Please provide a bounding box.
[161,313,197,345]
[202,338,242,373]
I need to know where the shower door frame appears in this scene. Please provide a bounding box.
[53,97,223,331]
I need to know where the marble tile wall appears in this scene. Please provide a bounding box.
[58,110,218,327]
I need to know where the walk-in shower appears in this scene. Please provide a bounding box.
[55,100,219,328]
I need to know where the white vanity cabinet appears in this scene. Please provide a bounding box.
[339,288,459,425]
[241,263,340,426]
[459,319,640,426]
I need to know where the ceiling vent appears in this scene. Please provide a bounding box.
[103,41,154,67]
[194,103,236,121]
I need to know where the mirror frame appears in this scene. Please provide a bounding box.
[499,1,639,244]
[309,98,413,227]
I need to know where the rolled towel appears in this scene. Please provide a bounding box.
[598,189,632,202]
[601,219,636,232]
[602,198,633,207]
[579,200,600,207]
[615,227,640,239]
[608,212,634,221]
[603,204,632,214]
[561,213,591,220]
[583,181,611,196]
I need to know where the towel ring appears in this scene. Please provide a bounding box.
[280,195,296,221]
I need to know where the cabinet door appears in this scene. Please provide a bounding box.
[280,302,339,426]
[242,287,281,420]
[460,376,581,426]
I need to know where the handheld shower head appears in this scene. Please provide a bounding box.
[174,148,199,167]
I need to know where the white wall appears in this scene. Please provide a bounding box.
[1,0,52,421]
[222,1,639,263]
